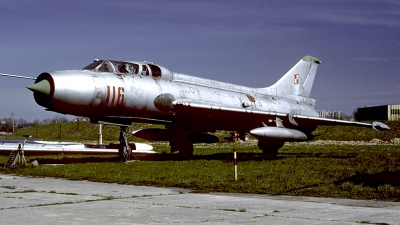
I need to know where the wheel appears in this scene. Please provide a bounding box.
[179,143,194,159]
[170,136,194,160]
[262,148,278,160]
[257,140,283,160]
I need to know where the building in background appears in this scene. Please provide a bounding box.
[317,110,343,119]
[356,104,400,121]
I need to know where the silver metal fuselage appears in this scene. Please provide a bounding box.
[34,63,318,133]
[19,56,390,157]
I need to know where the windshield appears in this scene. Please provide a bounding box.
[83,60,141,74]
[82,60,166,77]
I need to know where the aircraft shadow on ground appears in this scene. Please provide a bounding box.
[30,153,266,164]
[16,153,400,188]
[30,157,120,165]
[334,171,400,187]
[279,152,357,159]
[148,152,358,161]
[28,151,358,165]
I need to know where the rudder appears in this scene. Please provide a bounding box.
[265,56,321,98]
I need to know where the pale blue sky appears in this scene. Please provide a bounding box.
[1,0,399,121]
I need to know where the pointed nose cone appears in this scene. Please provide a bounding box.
[27,80,51,95]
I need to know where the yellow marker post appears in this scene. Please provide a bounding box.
[233,149,237,181]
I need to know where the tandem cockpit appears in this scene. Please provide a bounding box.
[83,59,173,80]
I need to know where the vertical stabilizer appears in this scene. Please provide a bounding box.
[265,56,321,98]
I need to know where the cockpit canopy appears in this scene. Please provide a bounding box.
[83,60,172,79]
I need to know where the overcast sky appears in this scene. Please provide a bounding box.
[0,0,399,122]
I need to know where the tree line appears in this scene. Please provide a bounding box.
[0,115,87,133]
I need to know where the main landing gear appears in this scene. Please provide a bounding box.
[119,126,131,161]
[170,133,194,160]
[168,123,194,160]
[258,140,283,160]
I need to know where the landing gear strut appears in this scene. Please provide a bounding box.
[258,140,283,160]
[170,134,194,160]
[119,126,131,161]
[168,123,194,160]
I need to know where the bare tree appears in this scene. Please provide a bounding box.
[41,118,51,125]
[32,119,40,126]
[10,112,15,131]
[16,118,28,128]
[51,115,69,123]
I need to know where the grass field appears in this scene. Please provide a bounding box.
[2,120,399,143]
[1,121,399,201]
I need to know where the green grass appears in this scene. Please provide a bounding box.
[9,189,38,193]
[0,121,164,143]
[1,185,16,189]
[1,121,399,201]
[313,121,399,142]
[1,143,399,201]
[3,120,398,143]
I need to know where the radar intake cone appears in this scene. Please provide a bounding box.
[27,80,51,95]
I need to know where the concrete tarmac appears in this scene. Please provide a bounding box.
[1,174,399,225]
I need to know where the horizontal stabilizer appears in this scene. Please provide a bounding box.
[372,122,390,131]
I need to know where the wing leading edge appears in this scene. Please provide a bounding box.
[292,115,389,131]
[172,100,390,132]
[173,100,286,117]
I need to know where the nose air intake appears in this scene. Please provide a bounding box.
[25,72,55,110]
[26,80,51,95]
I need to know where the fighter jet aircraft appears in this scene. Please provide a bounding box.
[0,56,389,160]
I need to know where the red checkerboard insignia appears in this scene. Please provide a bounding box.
[294,74,300,84]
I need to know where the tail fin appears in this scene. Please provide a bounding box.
[265,56,321,98]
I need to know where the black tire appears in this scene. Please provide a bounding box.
[262,148,278,160]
